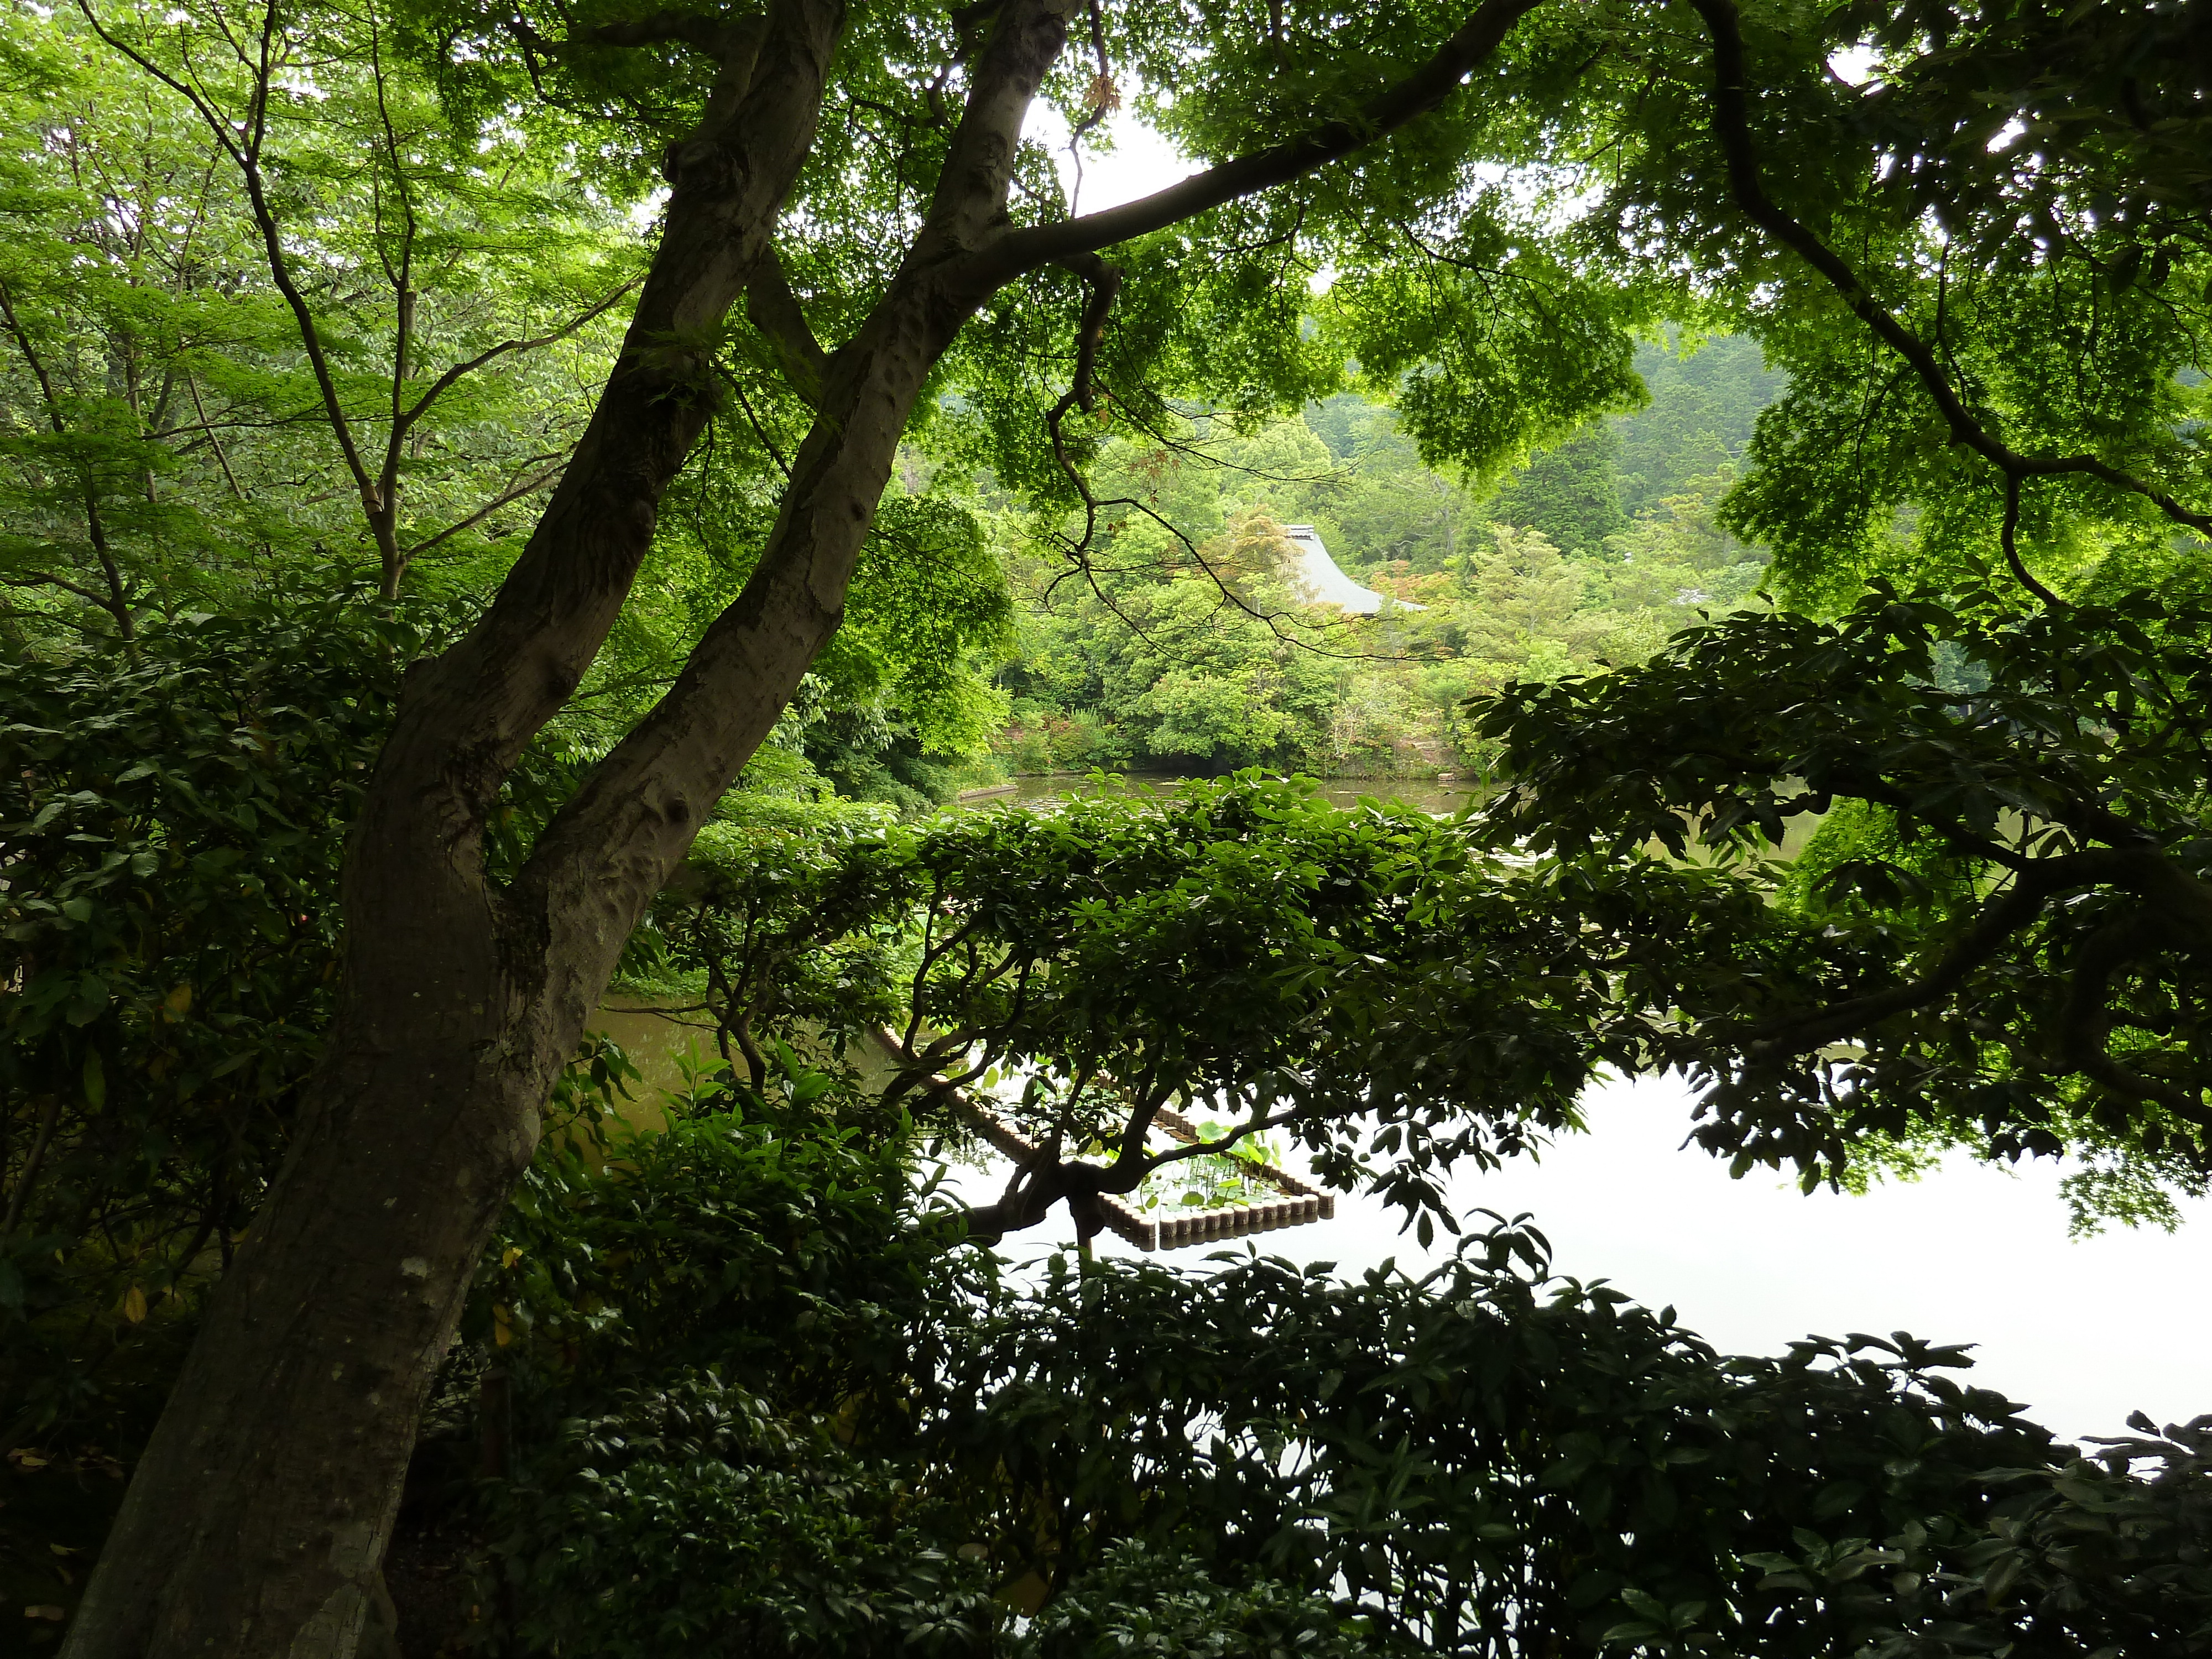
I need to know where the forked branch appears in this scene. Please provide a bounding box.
[1689,0,2212,601]
[1726,875,2056,1060]
[743,249,829,408]
[966,0,1547,288]
[2057,910,2212,1126]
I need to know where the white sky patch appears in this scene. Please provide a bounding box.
[1986,116,2029,154]
[1016,109,1571,288]
[273,67,328,102]
[629,184,670,232]
[1024,95,1199,217]
[1827,43,1880,86]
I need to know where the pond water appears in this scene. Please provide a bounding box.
[968,774,1829,858]
[967,774,1485,817]
[590,777,2211,1443]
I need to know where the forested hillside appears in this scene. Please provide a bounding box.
[990,336,1783,780]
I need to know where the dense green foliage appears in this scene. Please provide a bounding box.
[649,775,1745,1227]
[993,339,1780,779]
[645,649,2212,1241]
[0,604,407,1617]
[0,4,635,619]
[1480,581,2212,1230]
[410,1079,2211,1656]
[7,0,2212,1649]
[0,1,1013,807]
[10,670,2212,1645]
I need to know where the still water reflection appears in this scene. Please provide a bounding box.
[970,774,1483,816]
[965,773,1828,859]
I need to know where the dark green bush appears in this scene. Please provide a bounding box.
[0,603,414,1624]
[453,1070,2212,1657]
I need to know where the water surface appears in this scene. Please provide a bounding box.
[972,774,1483,817]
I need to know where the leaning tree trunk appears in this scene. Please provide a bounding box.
[55,0,1545,1643]
[59,935,547,1655]
[54,428,884,1653]
[56,307,925,1659]
[54,1,1093,1650]
[55,3,851,1652]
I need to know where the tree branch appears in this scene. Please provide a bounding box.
[743,248,827,408]
[368,2,418,596]
[963,0,1545,288]
[1719,842,2212,1098]
[1036,259,1377,665]
[1688,0,2212,547]
[401,460,569,560]
[183,372,247,502]
[1998,471,2059,607]
[1114,1104,1307,1190]
[1728,873,2057,1059]
[575,9,742,54]
[1053,251,1119,416]
[6,569,126,609]
[326,0,842,1040]
[2057,909,2210,1123]
[76,0,383,524]
[395,280,643,436]
[0,1098,62,1239]
[0,279,134,640]
[509,0,1073,934]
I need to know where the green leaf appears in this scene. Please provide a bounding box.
[1619,1588,1667,1620]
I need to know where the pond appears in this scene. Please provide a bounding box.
[968,774,1829,858]
[964,773,1484,817]
[595,769,1824,1152]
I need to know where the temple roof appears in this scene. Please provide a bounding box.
[1281,524,1423,613]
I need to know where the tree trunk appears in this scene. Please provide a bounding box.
[56,0,1083,1646]
[56,0,1542,1643]
[59,933,549,1656]
[59,2,855,1651]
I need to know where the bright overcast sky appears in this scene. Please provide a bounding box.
[977,118,2211,1449]
[1027,102,1198,215]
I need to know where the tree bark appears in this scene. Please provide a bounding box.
[59,0,1543,1648]
[59,3,851,1652]
[58,0,1077,1650]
